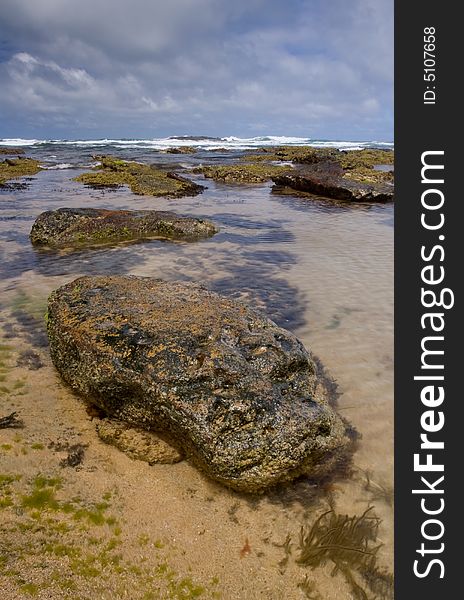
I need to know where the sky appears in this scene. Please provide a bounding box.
[0,0,393,141]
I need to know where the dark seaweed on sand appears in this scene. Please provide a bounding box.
[0,411,24,429]
[297,506,393,600]
[297,575,322,599]
[362,469,394,507]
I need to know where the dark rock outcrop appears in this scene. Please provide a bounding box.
[47,276,351,492]
[30,208,218,248]
[0,147,26,155]
[272,168,393,203]
[163,146,197,154]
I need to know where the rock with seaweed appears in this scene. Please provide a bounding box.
[30,208,218,249]
[338,149,394,170]
[297,506,393,600]
[74,155,205,198]
[0,157,42,185]
[0,147,26,155]
[241,146,394,197]
[163,146,197,154]
[193,163,290,184]
[47,275,352,492]
[243,146,340,164]
[337,150,394,186]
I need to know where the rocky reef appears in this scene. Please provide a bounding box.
[249,147,395,202]
[193,146,394,201]
[163,146,197,154]
[30,208,218,248]
[0,157,42,185]
[244,146,340,164]
[193,163,290,184]
[47,275,351,492]
[0,147,26,155]
[74,155,205,197]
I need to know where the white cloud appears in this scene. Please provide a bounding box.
[0,0,393,139]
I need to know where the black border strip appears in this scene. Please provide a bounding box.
[395,2,460,597]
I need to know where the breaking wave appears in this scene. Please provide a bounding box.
[0,136,394,151]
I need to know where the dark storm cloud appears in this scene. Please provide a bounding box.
[0,0,393,139]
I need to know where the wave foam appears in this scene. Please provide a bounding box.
[1,136,394,151]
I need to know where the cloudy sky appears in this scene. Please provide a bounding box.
[0,0,393,141]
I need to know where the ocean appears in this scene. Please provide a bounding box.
[0,136,393,599]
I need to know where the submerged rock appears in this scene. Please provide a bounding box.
[30,208,218,248]
[74,155,205,198]
[47,275,351,492]
[0,157,42,185]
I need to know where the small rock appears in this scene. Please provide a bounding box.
[96,419,184,464]
[17,349,44,370]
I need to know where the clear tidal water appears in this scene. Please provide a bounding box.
[0,144,393,599]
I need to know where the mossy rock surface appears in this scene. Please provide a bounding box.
[246,146,394,188]
[163,146,197,154]
[244,146,339,164]
[193,163,290,183]
[47,275,351,492]
[338,149,394,169]
[343,166,393,185]
[0,157,42,185]
[30,208,218,248]
[74,155,205,198]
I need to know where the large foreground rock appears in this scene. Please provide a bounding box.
[47,276,351,492]
[30,208,218,248]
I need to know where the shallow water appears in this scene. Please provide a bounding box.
[0,152,393,599]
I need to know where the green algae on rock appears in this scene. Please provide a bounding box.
[247,146,394,187]
[163,146,197,154]
[74,155,205,197]
[244,146,339,164]
[30,208,218,248]
[338,149,394,186]
[193,163,290,184]
[47,275,351,493]
[338,149,394,170]
[0,157,42,185]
